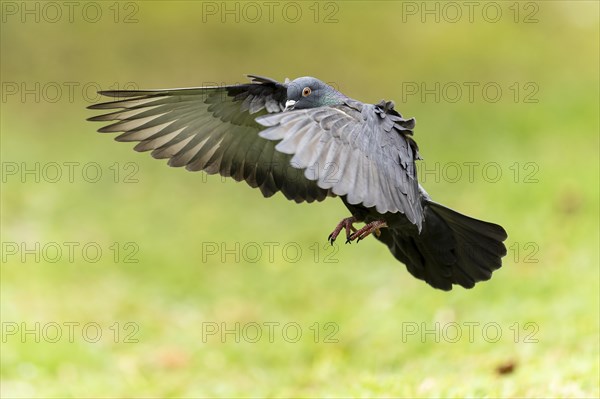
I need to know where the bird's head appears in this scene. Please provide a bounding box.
[284,77,346,111]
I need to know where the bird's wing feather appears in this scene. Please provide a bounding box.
[257,99,423,227]
[88,77,333,203]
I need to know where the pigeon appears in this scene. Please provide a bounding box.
[88,75,508,290]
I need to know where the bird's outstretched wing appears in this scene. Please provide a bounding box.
[88,76,332,203]
[257,99,424,227]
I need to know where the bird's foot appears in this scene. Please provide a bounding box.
[327,216,358,245]
[346,220,388,244]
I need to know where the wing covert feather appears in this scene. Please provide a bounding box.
[257,100,423,227]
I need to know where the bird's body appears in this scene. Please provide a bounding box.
[88,75,507,290]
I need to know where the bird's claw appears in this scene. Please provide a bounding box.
[329,218,388,245]
[328,216,358,245]
[346,221,388,244]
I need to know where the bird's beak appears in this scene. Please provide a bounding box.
[284,100,296,111]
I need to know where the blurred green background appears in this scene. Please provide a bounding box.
[1,1,598,397]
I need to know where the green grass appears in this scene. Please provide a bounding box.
[1,2,599,397]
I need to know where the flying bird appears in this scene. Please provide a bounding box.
[88,75,507,290]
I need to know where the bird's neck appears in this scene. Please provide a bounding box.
[322,90,347,106]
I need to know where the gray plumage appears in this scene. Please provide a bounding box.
[88,75,507,291]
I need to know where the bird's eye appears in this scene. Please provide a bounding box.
[302,87,311,97]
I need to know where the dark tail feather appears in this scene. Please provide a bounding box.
[377,201,507,290]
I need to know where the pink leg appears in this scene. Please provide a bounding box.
[347,220,388,243]
[328,216,358,245]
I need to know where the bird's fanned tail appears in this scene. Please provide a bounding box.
[377,200,507,290]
